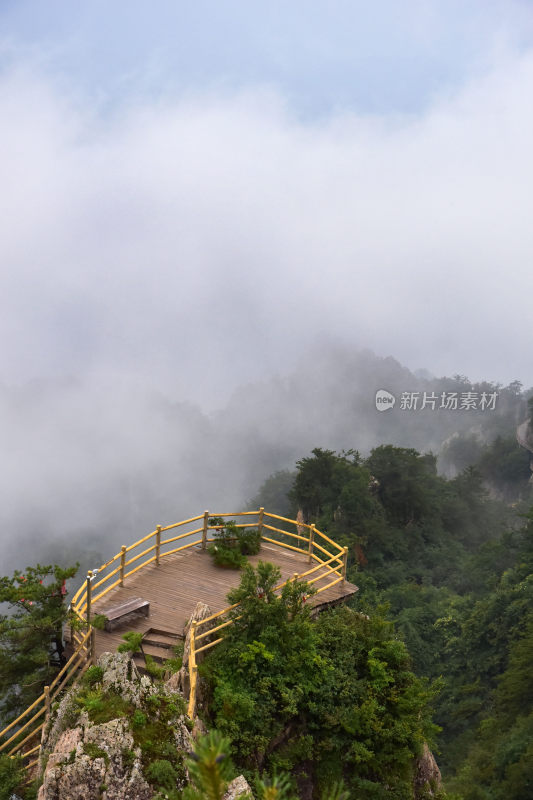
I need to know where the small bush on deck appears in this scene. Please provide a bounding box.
[207,519,261,569]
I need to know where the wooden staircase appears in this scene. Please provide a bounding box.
[134,628,183,674]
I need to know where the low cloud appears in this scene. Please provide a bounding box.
[1,50,533,572]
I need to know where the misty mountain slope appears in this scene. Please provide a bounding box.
[0,345,527,576]
[214,343,527,486]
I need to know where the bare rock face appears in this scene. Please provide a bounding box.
[38,718,151,800]
[414,743,442,798]
[223,775,253,799]
[98,651,156,704]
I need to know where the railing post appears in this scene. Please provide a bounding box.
[258,507,264,539]
[120,546,127,586]
[86,571,92,626]
[44,685,50,720]
[308,523,315,563]
[202,511,209,550]
[90,627,96,666]
[155,525,161,566]
[342,546,348,583]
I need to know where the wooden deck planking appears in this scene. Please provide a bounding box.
[92,544,358,659]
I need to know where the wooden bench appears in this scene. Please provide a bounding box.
[102,597,150,632]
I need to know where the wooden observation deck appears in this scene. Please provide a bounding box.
[90,541,358,660]
[1,509,358,771]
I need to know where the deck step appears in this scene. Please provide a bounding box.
[143,631,183,650]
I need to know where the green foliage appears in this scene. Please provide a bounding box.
[254,771,297,799]
[121,747,136,768]
[76,689,105,715]
[365,445,438,527]
[163,642,184,674]
[132,709,147,727]
[0,562,78,724]
[84,665,104,687]
[202,563,434,797]
[477,435,531,496]
[238,527,262,555]
[144,653,165,679]
[118,631,144,655]
[308,607,439,799]
[128,691,187,786]
[146,758,179,790]
[182,730,236,800]
[209,544,247,569]
[321,782,350,800]
[207,519,261,568]
[252,442,533,796]
[91,613,108,631]
[0,753,34,800]
[83,741,109,764]
[75,686,131,724]
[290,448,369,527]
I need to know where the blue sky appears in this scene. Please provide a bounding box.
[3,0,533,116]
[1,0,533,395]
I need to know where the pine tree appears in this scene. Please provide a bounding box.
[0,562,78,724]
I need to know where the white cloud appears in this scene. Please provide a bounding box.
[1,53,533,398]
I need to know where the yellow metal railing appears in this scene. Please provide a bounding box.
[0,509,348,767]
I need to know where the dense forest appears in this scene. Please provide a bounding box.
[246,431,533,798]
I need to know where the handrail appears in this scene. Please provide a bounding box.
[1,509,350,768]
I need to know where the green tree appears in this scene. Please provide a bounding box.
[0,753,34,800]
[249,470,296,518]
[203,564,438,798]
[0,562,78,724]
[202,562,320,771]
[365,445,439,527]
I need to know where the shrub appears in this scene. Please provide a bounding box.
[163,643,183,674]
[84,665,104,687]
[144,654,164,679]
[118,631,144,655]
[146,758,179,790]
[207,519,261,569]
[76,689,105,715]
[208,544,246,569]
[237,527,261,555]
[83,742,109,765]
[132,709,147,727]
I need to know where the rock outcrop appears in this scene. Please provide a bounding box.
[37,651,192,800]
[223,775,253,799]
[38,716,152,800]
[414,743,442,798]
